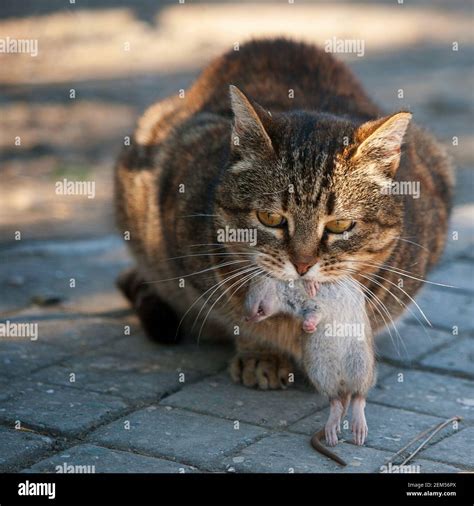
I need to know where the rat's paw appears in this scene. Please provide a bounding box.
[229,353,293,390]
[351,416,368,446]
[303,280,319,298]
[325,422,339,447]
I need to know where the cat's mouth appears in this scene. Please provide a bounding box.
[257,263,348,284]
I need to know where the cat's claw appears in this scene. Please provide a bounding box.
[229,352,294,390]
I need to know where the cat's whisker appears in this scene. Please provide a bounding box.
[197,268,265,342]
[352,260,456,289]
[355,268,431,342]
[356,269,432,344]
[351,259,425,277]
[394,236,430,253]
[190,265,261,337]
[193,268,259,342]
[340,267,407,356]
[143,259,251,285]
[175,263,258,339]
[178,214,218,218]
[341,274,399,347]
[363,270,432,328]
[159,252,258,263]
[346,263,430,328]
[220,266,271,314]
[354,270,431,352]
[187,243,227,249]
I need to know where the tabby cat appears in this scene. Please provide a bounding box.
[115,39,453,389]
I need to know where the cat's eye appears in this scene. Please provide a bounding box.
[257,211,287,228]
[325,219,354,234]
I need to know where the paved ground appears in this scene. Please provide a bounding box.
[0,0,473,474]
[0,214,473,474]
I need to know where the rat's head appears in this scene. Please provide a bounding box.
[215,85,410,284]
[243,277,279,323]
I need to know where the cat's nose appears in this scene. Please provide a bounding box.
[293,260,315,275]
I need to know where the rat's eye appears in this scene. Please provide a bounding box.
[325,219,355,234]
[257,211,287,228]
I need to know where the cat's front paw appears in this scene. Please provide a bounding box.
[229,353,294,390]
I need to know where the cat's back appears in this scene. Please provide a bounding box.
[187,38,379,118]
[135,38,380,147]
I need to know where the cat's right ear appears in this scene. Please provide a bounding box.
[229,85,274,155]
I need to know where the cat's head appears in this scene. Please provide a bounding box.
[214,85,411,283]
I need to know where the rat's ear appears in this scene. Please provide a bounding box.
[352,111,412,178]
[229,85,273,155]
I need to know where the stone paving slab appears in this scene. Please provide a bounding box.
[369,370,474,421]
[420,337,474,378]
[375,362,399,381]
[420,426,474,469]
[89,405,268,470]
[6,316,138,354]
[161,373,328,429]
[0,381,128,436]
[28,353,202,402]
[0,426,54,472]
[0,341,71,379]
[441,205,474,263]
[23,444,197,473]
[101,337,234,375]
[223,432,393,473]
[400,459,462,473]
[375,322,456,365]
[429,260,474,295]
[288,403,447,453]
[405,286,474,333]
[0,238,130,316]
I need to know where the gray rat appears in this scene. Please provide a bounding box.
[243,276,376,466]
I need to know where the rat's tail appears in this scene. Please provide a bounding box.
[311,428,347,466]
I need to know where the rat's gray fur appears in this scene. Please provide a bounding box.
[244,276,376,463]
[301,280,375,400]
[244,277,375,399]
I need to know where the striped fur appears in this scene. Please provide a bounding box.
[115,39,454,384]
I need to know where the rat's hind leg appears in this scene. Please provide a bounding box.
[351,394,368,445]
[117,268,183,344]
[325,398,344,446]
[341,393,351,418]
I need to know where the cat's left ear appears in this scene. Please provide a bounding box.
[352,111,412,178]
[229,85,274,155]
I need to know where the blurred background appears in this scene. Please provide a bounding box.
[0,2,473,475]
[0,0,472,244]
